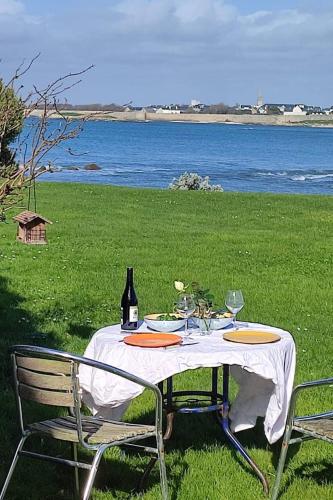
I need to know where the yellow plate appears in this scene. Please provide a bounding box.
[223,330,281,344]
[124,333,182,348]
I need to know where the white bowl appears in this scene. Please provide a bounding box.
[144,313,186,333]
[192,316,233,330]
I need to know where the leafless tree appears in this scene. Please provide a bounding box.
[0,55,94,220]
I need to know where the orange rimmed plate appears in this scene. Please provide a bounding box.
[223,330,281,344]
[124,333,182,348]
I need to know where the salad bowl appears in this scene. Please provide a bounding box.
[144,313,186,333]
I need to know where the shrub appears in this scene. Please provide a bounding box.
[169,172,223,191]
[0,79,24,176]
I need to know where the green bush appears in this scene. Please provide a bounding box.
[0,79,24,175]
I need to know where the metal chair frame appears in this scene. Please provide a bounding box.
[271,377,333,500]
[0,345,168,500]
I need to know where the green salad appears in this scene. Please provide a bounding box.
[156,313,179,321]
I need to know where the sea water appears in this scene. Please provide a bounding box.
[21,119,333,195]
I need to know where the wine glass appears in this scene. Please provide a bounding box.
[176,294,196,336]
[225,290,244,330]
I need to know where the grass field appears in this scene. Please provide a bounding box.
[0,182,332,499]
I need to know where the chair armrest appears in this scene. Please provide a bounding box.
[10,345,160,396]
[10,344,163,417]
[287,377,333,425]
[294,377,333,393]
[78,354,164,437]
[80,355,162,397]
[294,410,333,423]
[72,352,166,437]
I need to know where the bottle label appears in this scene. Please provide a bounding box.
[129,306,138,322]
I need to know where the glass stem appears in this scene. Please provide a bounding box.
[233,314,237,330]
[185,318,188,336]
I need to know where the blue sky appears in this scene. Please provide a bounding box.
[1,0,332,106]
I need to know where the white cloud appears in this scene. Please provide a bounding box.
[241,9,313,35]
[174,0,236,24]
[240,11,271,24]
[2,1,331,57]
[0,0,333,104]
[0,0,23,15]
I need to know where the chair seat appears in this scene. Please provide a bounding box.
[294,418,333,442]
[28,416,155,444]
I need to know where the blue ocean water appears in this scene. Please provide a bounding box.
[22,119,333,195]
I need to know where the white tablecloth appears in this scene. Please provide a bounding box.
[79,322,296,444]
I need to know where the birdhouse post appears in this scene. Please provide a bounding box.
[13,211,52,244]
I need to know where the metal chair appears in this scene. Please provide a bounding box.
[271,377,333,500]
[0,345,168,500]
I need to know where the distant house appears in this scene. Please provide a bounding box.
[237,104,253,111]
[304,106,323,115]
[156,106,181,115]
[259,104,283,115]
[189,101,205,113]
[284,105,307,116]
[235,104,254,114]
[262,104,292,114]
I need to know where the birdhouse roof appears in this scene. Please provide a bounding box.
[13,211,52,225]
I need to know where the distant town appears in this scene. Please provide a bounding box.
[30,94,333,128]
[55,95,333,116]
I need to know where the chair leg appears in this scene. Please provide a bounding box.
[271,425,293,500]
[72,442,80,498]
[82,446,106,500]
[156,433,169,500]
[0,435,28,500]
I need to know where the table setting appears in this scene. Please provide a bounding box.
[78,273,296,493]
[79,317,295,444]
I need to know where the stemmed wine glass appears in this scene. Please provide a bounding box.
[176,294,196,336]
[225,290,244,330]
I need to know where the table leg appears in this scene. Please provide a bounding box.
[211,367,218,405]
[142,368,269,495]
[219,365,269,496]
[164,410,175,442]
[163,377,176,442]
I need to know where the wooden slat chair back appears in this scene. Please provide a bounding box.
[16,356,76,408]
[0,345,168,500]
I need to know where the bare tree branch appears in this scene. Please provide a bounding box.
[5,53,41,89]
[0,56,94,219]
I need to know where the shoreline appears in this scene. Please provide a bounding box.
[29,109,333,128]
[38,177,333,197]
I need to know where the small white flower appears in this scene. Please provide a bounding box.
[174,281,185,292]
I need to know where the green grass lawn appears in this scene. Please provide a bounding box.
[0,182,332,499]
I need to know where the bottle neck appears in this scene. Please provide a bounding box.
[126,268,134,287]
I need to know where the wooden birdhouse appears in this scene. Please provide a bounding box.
[13,211,52,245]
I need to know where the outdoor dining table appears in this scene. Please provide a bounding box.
[79,321,296,494]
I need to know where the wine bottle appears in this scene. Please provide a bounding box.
[121,267,138,330]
